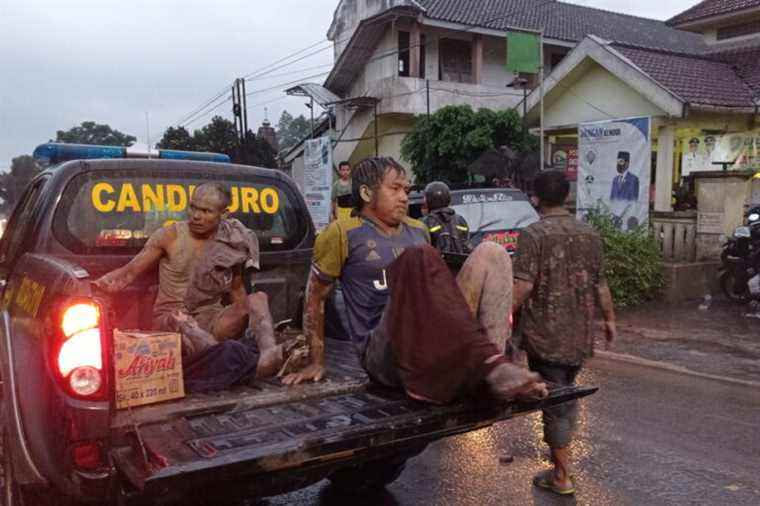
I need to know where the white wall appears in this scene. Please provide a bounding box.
[543,62,667,129]
[330,0,419,59]
[482,35,517,88]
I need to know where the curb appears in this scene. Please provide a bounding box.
[593,350,760,390]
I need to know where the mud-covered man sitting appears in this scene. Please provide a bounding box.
[94,182,286,391]
[283,157,547,405]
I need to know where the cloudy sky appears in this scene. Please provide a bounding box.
[0,0,698,170]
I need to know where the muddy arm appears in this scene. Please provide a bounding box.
[596,280,617,346]
[93,227,170,293]
[281,270,333,385]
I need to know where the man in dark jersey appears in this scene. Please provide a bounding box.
[282,157,546,404]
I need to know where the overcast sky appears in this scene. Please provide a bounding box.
[0,0,698,170]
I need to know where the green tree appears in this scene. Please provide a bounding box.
[55,121,136,146]
[0,155,42,215]
[193,116,239,155]
[401,105,535,184]
[156,116,277,167]
[241,132,278,169]
[276,111,311,153]
[156,126,196,151]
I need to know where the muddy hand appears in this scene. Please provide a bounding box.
[281,363,325,385]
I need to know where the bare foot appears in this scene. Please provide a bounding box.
[486,363,548,401]
[255,345,284,379]
[171,311,217,356]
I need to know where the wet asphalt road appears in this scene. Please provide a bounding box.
[248,357,760,506]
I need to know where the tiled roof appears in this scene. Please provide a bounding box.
[711,44,760,100]
[667,0,760,27]
[417,0,707,53]
[614,45,757,108]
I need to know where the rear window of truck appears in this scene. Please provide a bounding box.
[52,169,307,255]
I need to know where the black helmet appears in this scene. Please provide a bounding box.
[424,181,451,211]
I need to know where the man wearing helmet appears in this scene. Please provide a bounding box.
[422,181,471,254]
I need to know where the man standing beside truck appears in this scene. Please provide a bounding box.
[94,182,288,390]
[513,171,617,496]
[282,156,546,404]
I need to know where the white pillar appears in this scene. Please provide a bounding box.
[655,125,675,212]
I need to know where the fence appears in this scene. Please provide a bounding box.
[651,212,697,263]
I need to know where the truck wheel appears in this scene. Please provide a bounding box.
[328,445,425,492]
[2,432,69,506]
[2,431,27,506]
[328,458,407,492]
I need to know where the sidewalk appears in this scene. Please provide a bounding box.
[595,297,760,385]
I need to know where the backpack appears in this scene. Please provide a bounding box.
[425,210,471,255]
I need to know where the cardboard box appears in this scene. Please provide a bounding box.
[114,330,184,409]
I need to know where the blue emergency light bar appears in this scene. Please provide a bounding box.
[32,143,231,166]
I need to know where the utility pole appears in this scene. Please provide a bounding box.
[232,78,248,163]
[426,79,430,118]
[539,30,545,173]
[374,101,379,156]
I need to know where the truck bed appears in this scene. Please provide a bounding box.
[110,339,596,500]
[111,339,368,430]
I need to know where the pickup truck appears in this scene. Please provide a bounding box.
[0,156,596,505]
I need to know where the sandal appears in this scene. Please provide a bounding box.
[276,334,311,377]
[533,471,575,496]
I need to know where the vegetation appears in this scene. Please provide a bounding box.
[276,111,312,153]
[0,156,42,215]
[586,210,664,308]
[54,121,136,146]
[401,105,536,184]
[156,116,277,168]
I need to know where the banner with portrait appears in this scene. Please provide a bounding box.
[577,117,651,231]
[681,131,760,175]
[303,136,333,232]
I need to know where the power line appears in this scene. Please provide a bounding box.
[243,44,333,80]
[245,71,332,98]
[182,95,233,128]
[246,63,334,82]
[175,87,229,126]
[175,39,331,128]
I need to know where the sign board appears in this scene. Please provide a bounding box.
[114,330,184,409]
[697,212,724,234]
[303,136,333,232]
[552,145,578,181]
[682,131,760,175]
[577,117,651,231]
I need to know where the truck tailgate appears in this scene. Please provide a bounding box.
[111,341,596,498]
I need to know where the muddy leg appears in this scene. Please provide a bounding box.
[456,241,513,353]
[247,292,283,378]
[171,311,217,356]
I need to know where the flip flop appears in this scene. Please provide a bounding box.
[533,471,575,496]
[276,334,311,377]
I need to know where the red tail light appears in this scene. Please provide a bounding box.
[54,300,109,400]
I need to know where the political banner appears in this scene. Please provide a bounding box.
[303,136,333,232]
[681,131,760,175]
[578,117,651,231]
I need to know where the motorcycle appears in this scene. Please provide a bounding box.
[719,207,760,303]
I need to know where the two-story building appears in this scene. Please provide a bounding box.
[284,0,704,177]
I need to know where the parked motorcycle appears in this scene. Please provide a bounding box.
[720,207,760,302]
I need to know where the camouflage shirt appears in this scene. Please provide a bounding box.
[513,210,605,366]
